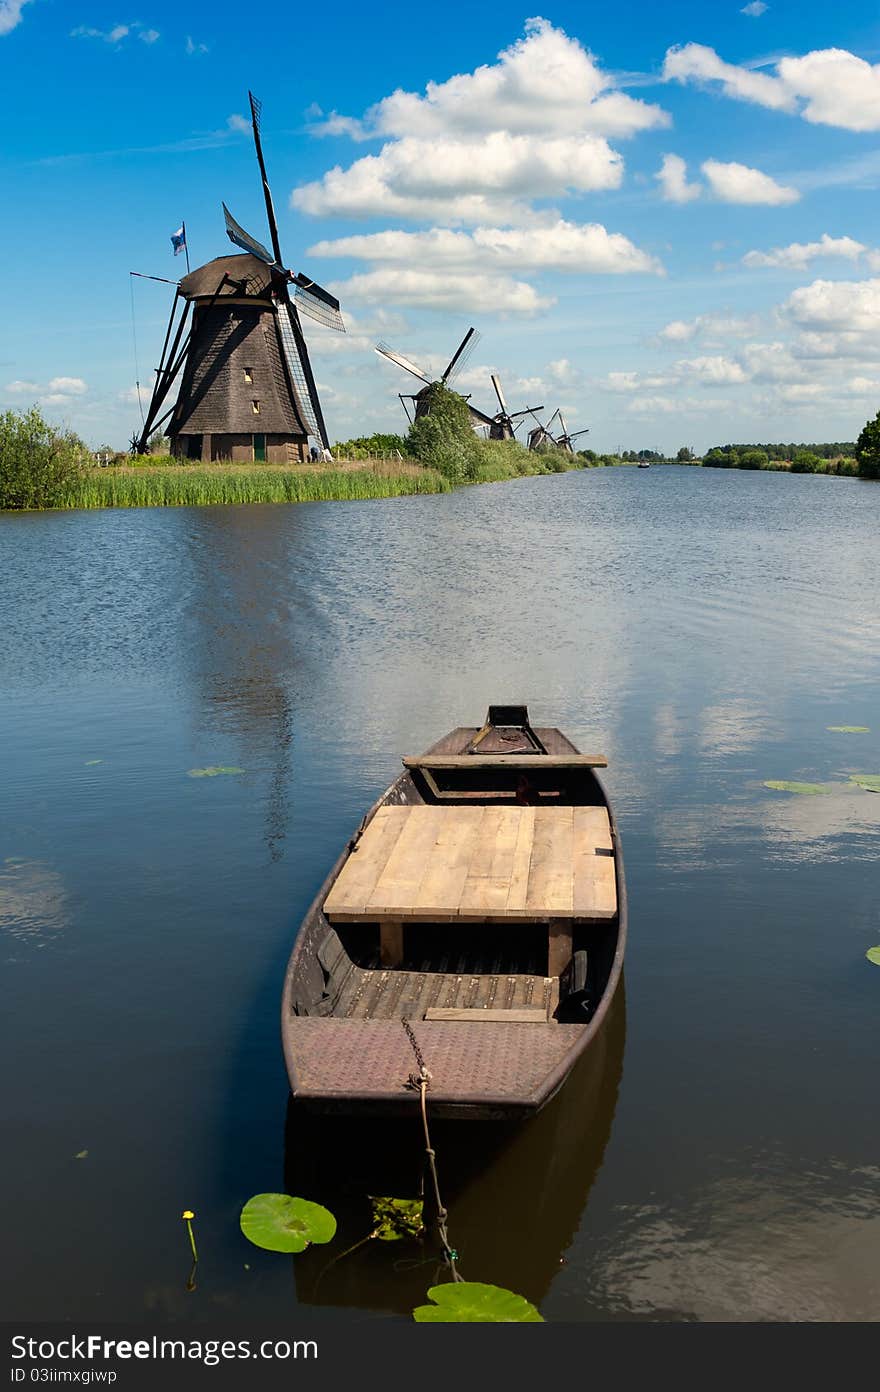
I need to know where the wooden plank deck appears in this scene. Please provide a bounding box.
[324,805,616,925]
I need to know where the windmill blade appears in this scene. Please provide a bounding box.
[509,404,544,420]
[558,410,568,436]
[569,428,590,442]
[442,327,480,384]
[248,90,283,267]
[544,408,561,436]
[292,274,345,333]
[375,343,431,384]
[490,373,508,414]
[277,298,322,441]
[223,203,275,266]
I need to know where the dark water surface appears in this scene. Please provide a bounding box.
[2,466,878,1323]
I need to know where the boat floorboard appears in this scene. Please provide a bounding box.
[334,960,558,1021]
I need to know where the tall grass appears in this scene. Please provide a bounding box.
[56,464,450,510]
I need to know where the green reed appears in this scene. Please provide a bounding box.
[56,464,451,510]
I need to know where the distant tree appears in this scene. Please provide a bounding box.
[855,410,880,479]
[740,449,769,470]
[676,446,695,462]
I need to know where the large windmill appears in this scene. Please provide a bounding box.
[487,374,543,441]
[375,328,494,433]
[135,92,344,462]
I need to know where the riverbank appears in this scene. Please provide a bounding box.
[27,449,586,511]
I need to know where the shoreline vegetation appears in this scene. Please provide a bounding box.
[2,399,879,512]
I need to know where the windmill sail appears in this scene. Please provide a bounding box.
[223,203,275,265]
[375,343,431,384]
[293,277,345,333]
[277,301,321,440]
[442,327,480,385]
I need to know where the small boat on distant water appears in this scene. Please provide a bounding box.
[281,706,626,1121]
[638,461,651,468]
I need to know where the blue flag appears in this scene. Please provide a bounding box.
[171,224,186,256]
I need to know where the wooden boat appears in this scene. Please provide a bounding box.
[281,705,626,1120]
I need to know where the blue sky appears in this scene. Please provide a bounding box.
[2,0,880,451]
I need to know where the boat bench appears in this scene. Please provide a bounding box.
[402,753,608,801]
[323,804,616,976]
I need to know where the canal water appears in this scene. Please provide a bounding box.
[2,465,878,1322]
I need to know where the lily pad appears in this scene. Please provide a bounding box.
[187,766,245,778]
[74,1150,88,1160]
[369,1196,424,1242]
[240,1194,336,1253]
[866,946,880,967]
[849,774,880,793]
[827,726,869,733]
[413,1281,543,1323]
[763,781,830,795]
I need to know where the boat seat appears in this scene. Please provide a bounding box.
[403,754,608,770]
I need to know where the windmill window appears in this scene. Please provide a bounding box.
[243,367,253,383]
[252,400,261,414]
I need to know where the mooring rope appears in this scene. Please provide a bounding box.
[401,1018,463,1282]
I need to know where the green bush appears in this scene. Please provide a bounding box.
[835,457,859,476]
[0,406,89,509]
[855,411,880,478]
[791,450,823,473]
[405,384,481,482]
[332,432,408,459]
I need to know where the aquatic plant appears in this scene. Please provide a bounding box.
[827,726,869,733]
[369,1196,424,1241]
[848,774,880,792]
[866,947,880,966]
[763,780,831,795]
[413,1282,543,1323]
[187,766,245,778]
[240,1194,336,1253]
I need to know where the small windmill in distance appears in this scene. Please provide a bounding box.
[135,91,344,462]
[375,328,494,433]
[528,408,589,454]
[487,374,544,441]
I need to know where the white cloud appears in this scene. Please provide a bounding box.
[294,20,670,225]
[313,18,670,142]
[784,277,880,333]
[0,0,31,35]
[4,379,40,394]
[701,159,799,205]
[659,312,759,343]
[663,42,880,133]
[655,153,701,203]
[309,220,661,275]
[294,131,625,225]
[659,320,696,342]
[71,24,130,43]
[186,36,208,55]
[741,2,768,15]
[742,234,867,269]
[48,377,88,396]
[677,355,749,385]
[117,386,143,404]
[332,267,553,314]
[139,29,160,45]
[227,114,250,134]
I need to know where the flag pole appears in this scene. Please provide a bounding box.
[183,220,190,274]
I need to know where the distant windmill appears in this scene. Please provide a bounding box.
[375,328,494,433]
[135,91,344,461]
[528,408,589,454]
[488,374,543,441]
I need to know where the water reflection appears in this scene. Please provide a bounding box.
[0,857,69,946]
[285,988,626,1314]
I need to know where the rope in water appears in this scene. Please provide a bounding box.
[401,1018,463,1283]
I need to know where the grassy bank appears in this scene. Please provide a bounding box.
[55,460,451,509]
